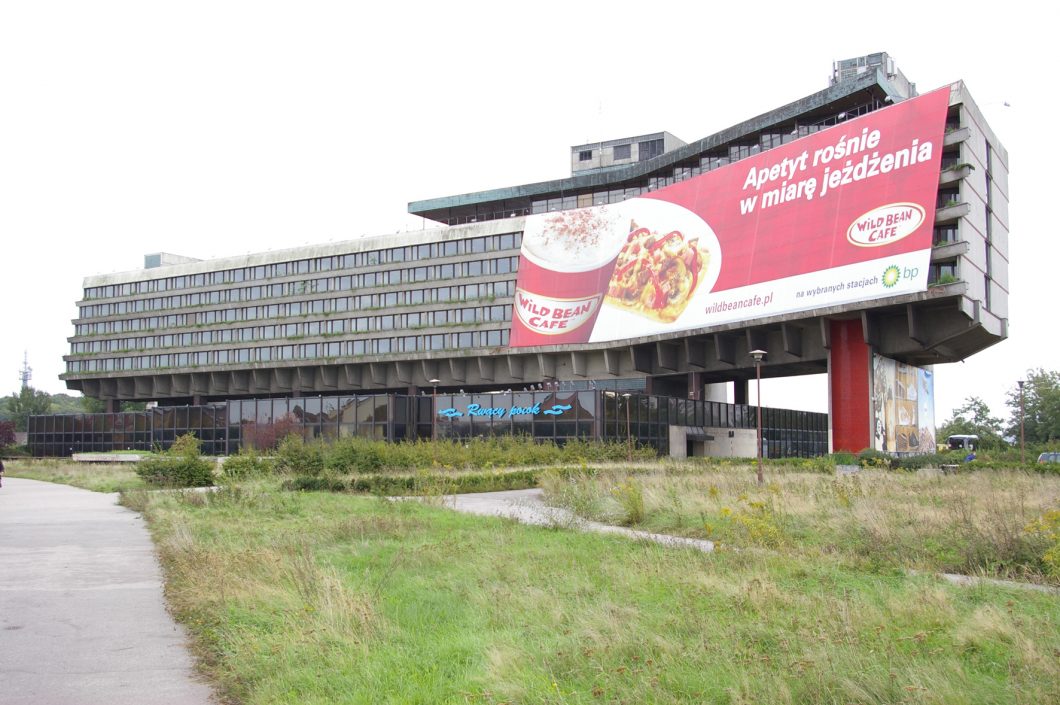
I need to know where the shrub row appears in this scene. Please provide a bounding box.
[855,448,1057,472]
[220,449,277,479]
[283,468,540,495]
[270,435,656,476]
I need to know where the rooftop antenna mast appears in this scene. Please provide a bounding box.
[19,351,32,389]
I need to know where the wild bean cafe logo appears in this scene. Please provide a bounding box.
[438,403,573,419]
[847,203,925,248]
[514,290,599,334]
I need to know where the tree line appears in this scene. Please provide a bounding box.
[0,387,144,434]
[938,368,1060,449]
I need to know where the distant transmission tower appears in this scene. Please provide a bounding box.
[19,351,32,389]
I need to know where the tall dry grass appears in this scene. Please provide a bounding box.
[542,467,1060,583]
[5,459,145,492]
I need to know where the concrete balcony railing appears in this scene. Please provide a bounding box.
[931,240,969,261]
[944,127,970,147]
[939,164,974,186]
[934,202,970,223]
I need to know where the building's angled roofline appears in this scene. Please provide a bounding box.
[80,217,525,289]
[571,131,677,151]
[409,68,907,220]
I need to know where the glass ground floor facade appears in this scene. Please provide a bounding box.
[28,390,828,458]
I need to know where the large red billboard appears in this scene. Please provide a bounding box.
[509,87,950,347]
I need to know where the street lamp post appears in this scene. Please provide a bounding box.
[429,378,440,442]
[622,393,633,462]
[750,349,767,485]
[1018,379,1025,465]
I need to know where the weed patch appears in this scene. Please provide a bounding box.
[133,482,1060,704]
[6,459,145,493]
[541,466,1060,585]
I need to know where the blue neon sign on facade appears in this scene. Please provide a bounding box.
[438,403,572,419]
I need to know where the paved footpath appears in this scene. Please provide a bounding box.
[0,478,215,705]
[441,488,716,553]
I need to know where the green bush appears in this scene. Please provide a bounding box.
[610,479,646,525]
[320,436,654,472]
[249,436,659,478]
[806,456,836,473]
[325,436,386,473]
[857,448,895,469]
[135,434,215,488]
[221,448,275,479]
[282,468,540,495]
[1025,510,1060,579]
[894,453,950,470]
[275,435,325,476]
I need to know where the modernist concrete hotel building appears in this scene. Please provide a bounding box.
[40,54,1008,457]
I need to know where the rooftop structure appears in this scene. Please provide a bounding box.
[831,52,916,99]
[570,132,687,176]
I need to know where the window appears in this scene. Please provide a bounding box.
[578,150,593,161]
[933,226,958,246]
[613,144,631,160]
[929,261,958,284]
[639,139,664,161]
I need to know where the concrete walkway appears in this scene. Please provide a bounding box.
[441,488,716,553]
[0,478,215,705]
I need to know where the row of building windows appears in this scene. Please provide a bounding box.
[71,305,514,354]
[925,126,965,286]
[454,102,894,225]
[79,256,520,319]
[29,392,831,458]
[82,233,524,301]
[535,126,838,213]
[66,328,512,373]
[983,139,995,312]
[73,281,517,337]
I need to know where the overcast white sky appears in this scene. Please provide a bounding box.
[0,2,1049,426]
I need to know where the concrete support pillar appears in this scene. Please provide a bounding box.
[733,380,749,405]
[687,372,703,400]
[407,385,419,397]
[829,319,872,453]
[192,395,203,406]
[105,399,118,414]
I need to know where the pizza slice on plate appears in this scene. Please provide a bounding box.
[605,220,708,323]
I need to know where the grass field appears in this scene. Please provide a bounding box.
[124,474,1060,705]
[4,458,146,492]
[540,466,1060,585]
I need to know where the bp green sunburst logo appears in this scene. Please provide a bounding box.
[882,265,901,288]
